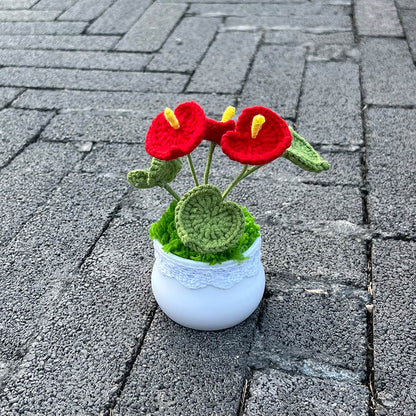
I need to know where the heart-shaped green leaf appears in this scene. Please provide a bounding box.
[175,185,245,254]
[282,127,330,173]
[148,158,182,185]
[127,169,153,189]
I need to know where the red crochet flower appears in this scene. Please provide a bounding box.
[145,101,206,160]
[221,106,292,165]
[205,118,235,145]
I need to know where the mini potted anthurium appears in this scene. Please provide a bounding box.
[127,102,329,330]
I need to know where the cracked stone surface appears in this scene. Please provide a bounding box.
[0,1,414,415]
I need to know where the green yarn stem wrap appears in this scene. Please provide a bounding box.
[186,154,199,186]
[204,142,216,185]
[283,127,330,173]
[175,184,246,254]
[222,165,248,200]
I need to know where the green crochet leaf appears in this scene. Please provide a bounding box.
[175,185,246,254]
[127,158,182,189]
[127,169,153,189]
[282,127,330,173]
[148,158,182,185]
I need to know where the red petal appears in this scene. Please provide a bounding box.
[221,106,292,165]
[205,118,235,145]
[145,101,206,160]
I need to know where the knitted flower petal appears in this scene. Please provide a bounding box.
[145,101,206,160]
[205,118,235,145]
[221,106,292,165]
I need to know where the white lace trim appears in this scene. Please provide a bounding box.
[153,237,262,289]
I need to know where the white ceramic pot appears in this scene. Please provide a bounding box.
[151,237,265,331]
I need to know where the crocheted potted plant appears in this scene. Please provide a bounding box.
[127,102,329,331]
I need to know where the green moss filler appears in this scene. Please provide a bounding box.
[149,200,260,265]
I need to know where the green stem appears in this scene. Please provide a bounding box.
[187,154,199,186]
[162,183,181,201]
[242,165,262,179]
[222,165,248,200]
[204,142,217,185]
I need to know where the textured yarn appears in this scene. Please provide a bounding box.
[145,101,206,160]
[175,185,246,254]
[127,157,182,189]
[283,127,330,173]
[205,118,235,144]
[221,106,292,165]
[149,200,260,265]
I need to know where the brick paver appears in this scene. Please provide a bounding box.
[0,1,414,415]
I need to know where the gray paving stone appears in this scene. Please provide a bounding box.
[32,0,77,10]
[0,219,156,415]
[0,0,38,9]
[41,111,152,143]
[58,0,113,21]
[265,30,354,45]
[0,34,120,50]
[360,38,416,106]
[0,49,150,70]
[355,0,403,36]
[160,0,351,3]
[0,21,88,34]
[0,9,59,20]
[250,282,368,379]
[148,17,220,73]
[0,87,22,109]
[261,222,368,288]
[366,108,416,235]
[81,142,149,175]
[0,67,188,93]
[297,62,362,145]
[0,172,127,366]
[190,3,350,17]
[0,142,81,246]
[227,179,363,225]
[191,144,362,185]
[0,108,54,167]
[400,9,416,60]
[114,309,256,416]
[373,240,416,416]
[14,91,233,118]
[224,15,351,31]
[244,369,368,416]
[115,3,187,52]
[238,45,304,119]
[87,0,152,34]
[187,31,259,93]
[396,0,416,9]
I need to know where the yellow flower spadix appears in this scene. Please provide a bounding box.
[251,115,265,139]
[164,108,180,129]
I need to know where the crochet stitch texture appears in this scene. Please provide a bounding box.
[175,185,246,254]
[221,106,292,165]
[145,101,206,160]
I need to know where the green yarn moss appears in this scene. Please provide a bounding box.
[149,200,260,265]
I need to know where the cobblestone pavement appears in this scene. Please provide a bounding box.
[0,0,415,415]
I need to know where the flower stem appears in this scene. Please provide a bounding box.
[162,183,181,201]
[204,142,216,185]
[242,165,262,179]
[222,165,248,200]
[187,154,199,186]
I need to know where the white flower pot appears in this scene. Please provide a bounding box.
[151,237,265,331]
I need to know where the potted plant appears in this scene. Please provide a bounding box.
[127,102,329,331]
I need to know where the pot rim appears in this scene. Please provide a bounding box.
[153,236,261,269]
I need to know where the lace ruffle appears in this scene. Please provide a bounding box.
[153,238,262,289]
